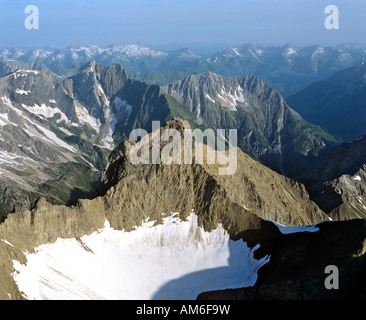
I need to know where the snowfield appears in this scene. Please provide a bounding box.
[21,103,70,123]
[12,212,270,300]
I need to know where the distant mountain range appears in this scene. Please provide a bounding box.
[2,42,366,96]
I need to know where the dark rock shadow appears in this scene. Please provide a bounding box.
[151,239,270,300]
[67,180,100,206]
[198,219,366,300]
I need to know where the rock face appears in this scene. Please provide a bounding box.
[0,61,194,217]
[301,135,366,220]
[100,119,328,228]
[162,73,340,177]
[0,119,330,300]
[0,60,61,81]
[287,62,366,142]
[0,69,103,218]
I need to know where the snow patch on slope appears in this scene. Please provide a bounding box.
[19,114,76,153]
[0,113,9,126]
[1,96,14,108]
[15,89,31,95]
[34,124,76,152]
[109,96,132,130]
[74,101,100,132]
[95,82,109,106]
[21,103,70,123]
[205,93,216,103]
[216,86,246,111]
[12,212,270,300]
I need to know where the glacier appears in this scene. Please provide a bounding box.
[12,212,270,300]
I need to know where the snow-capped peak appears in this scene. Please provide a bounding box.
[312,45,325,57]
[110,43,168,58]
[283,45,298,57]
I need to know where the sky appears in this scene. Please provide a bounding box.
[0,0,365,52]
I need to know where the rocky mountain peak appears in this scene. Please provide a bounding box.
[100,118,328,227]
[80,58,97,73]
[162,72,339,177]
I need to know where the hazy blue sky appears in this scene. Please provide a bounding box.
[1,0,365,52]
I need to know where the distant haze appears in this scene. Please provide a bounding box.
[0,0,365,51]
